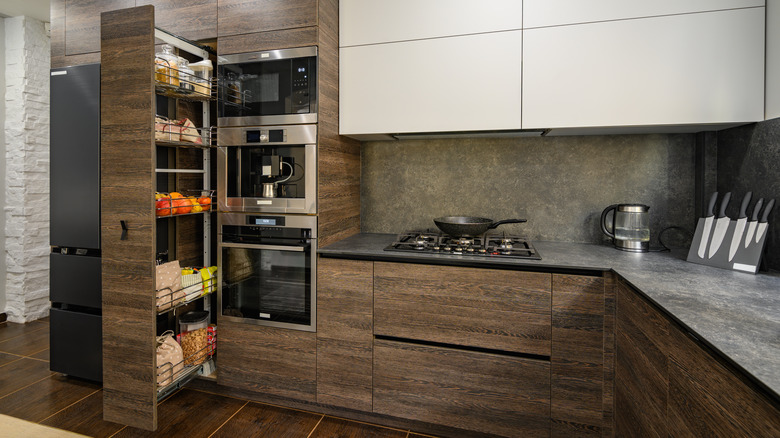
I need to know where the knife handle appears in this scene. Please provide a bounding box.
[760,199,775,223]
[718,192,731,218]
[738,192,752,219]
[706,192,718,217]
[751,198,764,221]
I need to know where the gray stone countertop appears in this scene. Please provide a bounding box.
[318,233,780,398]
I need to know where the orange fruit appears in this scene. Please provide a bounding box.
[172,198,192,214]
[169,192,184,199]
[197,197,212,211]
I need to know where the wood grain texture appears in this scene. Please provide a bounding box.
[65,0,135,55]
[614,280,669,438]
[0,320,47,343]
[217,27,318,55]
[50,0,66,68]
[666,326,780,437]
[114,388,245,437]
[310,416,407,438]
[316,258,373,411]
[0,325,50,357]
[211,402,322,438]
[0,358,53,398]
[61,52,101,67]
[218,320,317,401]
[602,272,617,437]
[137,0,217,41]
[217,0,317,37]
[40,390,126,438]
[373,339,551,437]
[374,262,552,355]
[550,274,605,436]
[100,5,157,431]
[316,0,361,248]
[0,375,99,422]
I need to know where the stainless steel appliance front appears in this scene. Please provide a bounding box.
[218,124,317,214]
[218,213,317,332]
[218,46,317,126]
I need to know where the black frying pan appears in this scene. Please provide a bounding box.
[433,217,527,237]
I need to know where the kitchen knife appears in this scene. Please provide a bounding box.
[697,192,719,258]
[744,198,763,248]
[728,192,752,261]
[708,191,731,259]
[755,198,775,244]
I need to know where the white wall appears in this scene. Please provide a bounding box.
[0,17,5,317]
[4,15,50,323]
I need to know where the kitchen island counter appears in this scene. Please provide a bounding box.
[318,233,780,399]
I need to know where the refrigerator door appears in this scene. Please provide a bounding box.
[50,253,101,308]
[50,308,103,382]
[50,63,100,250]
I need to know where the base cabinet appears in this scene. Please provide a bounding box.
[373,339,551,438]
[615,280,780,437]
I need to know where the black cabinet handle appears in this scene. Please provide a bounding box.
[120,220,129,240]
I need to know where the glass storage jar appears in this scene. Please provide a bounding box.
[155,44,179,86]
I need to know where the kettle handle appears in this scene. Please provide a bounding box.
[601,204,618,239]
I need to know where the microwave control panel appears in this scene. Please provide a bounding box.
[246,128,286,144]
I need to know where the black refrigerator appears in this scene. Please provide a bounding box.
[49,63,102,382]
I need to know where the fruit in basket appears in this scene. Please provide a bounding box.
[197,196,212,211]
[156,196,172,216]
[172,197,192,214]
[155,192,167,200]
[170,192,184,199]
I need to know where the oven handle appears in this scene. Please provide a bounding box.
[220,242,308,252]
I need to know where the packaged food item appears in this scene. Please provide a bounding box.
[190,60,213,97]
[179,311,209,366]
[155,44,179,86]
[180,267,202,301]
[201,266,218,294]
[156,331,183,386]
[207,324,217,357]
[155,116,171,141]
[179,118,202,144]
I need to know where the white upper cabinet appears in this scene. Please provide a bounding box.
[339,0,523,47]
[522,8,765,129]
[523,0,765,28]
[767,0,780,120]
[340,31,523,136]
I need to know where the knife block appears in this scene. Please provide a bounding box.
[687,218,769,274]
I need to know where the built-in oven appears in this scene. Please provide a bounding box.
[218,213,316,332]
[218,46,317,126]
[218,124,316,214]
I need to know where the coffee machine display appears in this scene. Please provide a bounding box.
[601,204,651,252]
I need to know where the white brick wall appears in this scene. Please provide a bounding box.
[4,16,50,323]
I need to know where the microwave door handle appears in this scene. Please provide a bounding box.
[220,242,306,252]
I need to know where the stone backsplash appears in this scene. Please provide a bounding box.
[361,133,697,249]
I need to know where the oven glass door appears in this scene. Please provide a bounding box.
[221,242,313,330]
[219,55,316,123]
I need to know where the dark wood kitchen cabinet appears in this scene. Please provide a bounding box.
[218,320,317,402]
[373,262,552,355]
[217,0,318,38]
[65,0,135,56]
[615,279,780,437]
[136,0,218,41]
[373,339,551,438]
[316,258,373,411]
[551,273,612,437]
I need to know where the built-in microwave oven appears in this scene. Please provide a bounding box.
[218,213,316,332]
[218,46,317,126]
[217,124,316,214]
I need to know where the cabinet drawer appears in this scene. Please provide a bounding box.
[373,339,551,437]
[374,262,551,356]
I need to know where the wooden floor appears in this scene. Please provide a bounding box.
[0,319,437,438]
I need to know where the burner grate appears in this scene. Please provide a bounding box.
[386,230,541,260]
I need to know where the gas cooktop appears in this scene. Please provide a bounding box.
[384,230,541,260]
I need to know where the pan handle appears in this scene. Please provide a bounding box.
[488,219,527,229]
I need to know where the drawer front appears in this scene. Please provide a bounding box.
[374,262,552,355]
[373,339,551,437]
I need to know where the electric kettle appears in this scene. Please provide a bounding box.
[601,204,650,252]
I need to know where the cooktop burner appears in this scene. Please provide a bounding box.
[385,230,541,260]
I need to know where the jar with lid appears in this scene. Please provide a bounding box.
[179,311,209,366]
[154,44,179,86]
[189,60,213,97]
[178,57,194,92]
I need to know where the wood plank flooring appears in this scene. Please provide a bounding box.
[0,320,440,438]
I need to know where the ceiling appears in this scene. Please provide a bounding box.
[0,0,50,23]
